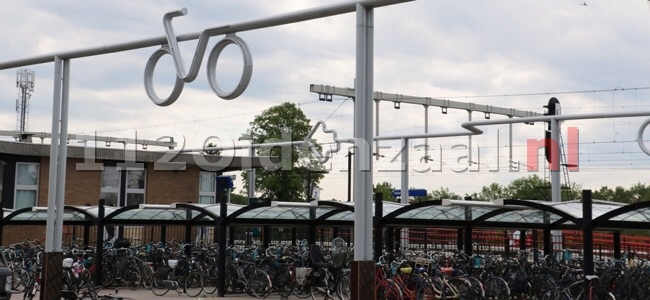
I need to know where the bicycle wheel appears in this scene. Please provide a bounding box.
[540,287,570,300]
[577,287,616,300]
[275,267,294,298]
[140,263,154,290]
[122,264,141,290]
[224,262,242,294]
[184,270,204,297]
[101,261,115,287]
[483,277,510,300]
[464,276,485,299]
[150,269,171,296]
[249,269,272,298]
[376,278,404,300]
[293,281,317,299]
[202,267,218,295]
[336,272,352,300]
[11,267,29,292]
[447,277,475,299]
[531,274,556,298]
[23,278,39,300]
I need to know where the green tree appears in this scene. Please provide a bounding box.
[592,186,615,201]
[230,191,249,205]
[507,174,550,200]
[429,187,461,200]
[503,174,581,201]
[474,182,510,201]
[592,183,650,204]
[240,102,324,201]
[373,181,396,202]
[627,182,650,203]
[201,142,221,155]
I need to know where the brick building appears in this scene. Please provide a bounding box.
[0,139,265,244]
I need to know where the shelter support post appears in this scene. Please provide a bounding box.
[217,188,228,297]
[504,231,510,257]
[94,199,105,286]
[457,229,463,251]
[309,208,316,245]
[386,227,394,260]
[160,226,167,243]
[83,224,90,247]
[532,230,538,249]
[332,227,339,239]
[614,231,621,260]
[213,224,218,245]
[582,189,594,276]
[423,228,428,251]
[464,227,473,255]
[373,193,383,262]
[519,230,526,251]
[291,228,297,246]
[543,229,552,257]
[184,209,192,252]
[263,226,270,249]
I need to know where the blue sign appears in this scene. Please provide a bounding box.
[392,189,427,197]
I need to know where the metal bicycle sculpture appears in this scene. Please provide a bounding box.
[144,7,253,106]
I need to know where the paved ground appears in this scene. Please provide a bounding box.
[29,288,290,299]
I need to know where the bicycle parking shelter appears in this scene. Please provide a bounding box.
[3,191,650,293]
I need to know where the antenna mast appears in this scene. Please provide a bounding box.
[16,69,35,140]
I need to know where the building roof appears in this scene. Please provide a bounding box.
[0,140,273,172]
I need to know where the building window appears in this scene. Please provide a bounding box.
[199,172,215,204]
[101,166,120,206]
[126,169,146,206]
[15,162,38,209]
[101,166,146,207]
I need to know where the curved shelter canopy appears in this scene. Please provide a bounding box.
[3,205,97,225]
[0,198,649,230]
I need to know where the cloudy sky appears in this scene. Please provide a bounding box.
[1,0,650,201]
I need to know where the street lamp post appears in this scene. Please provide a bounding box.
[346,151,353,202]
[346,151,383,202]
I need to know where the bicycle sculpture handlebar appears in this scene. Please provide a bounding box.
[144,7,253,106]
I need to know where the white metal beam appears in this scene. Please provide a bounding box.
[0,130,177,149]
[310,84,541,118]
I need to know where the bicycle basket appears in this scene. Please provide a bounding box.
[114,238,130,248]
[62,258,74,268]
[331,252,347,268]
[330,237,348,268]
[167,259,179,269]
[295,267,313,285]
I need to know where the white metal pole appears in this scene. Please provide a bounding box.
[353,3,373,261]
[400,137,409,250]
[54,59,70,251]
[468,111,472,167]
[509,117,514,171]
[550,118,561,203]
[424,105,429,161]
[248,146,255,199]
[400,137,409,204]
[45,57,63,253]
[550,118,562,251]
[375,99,380,159]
